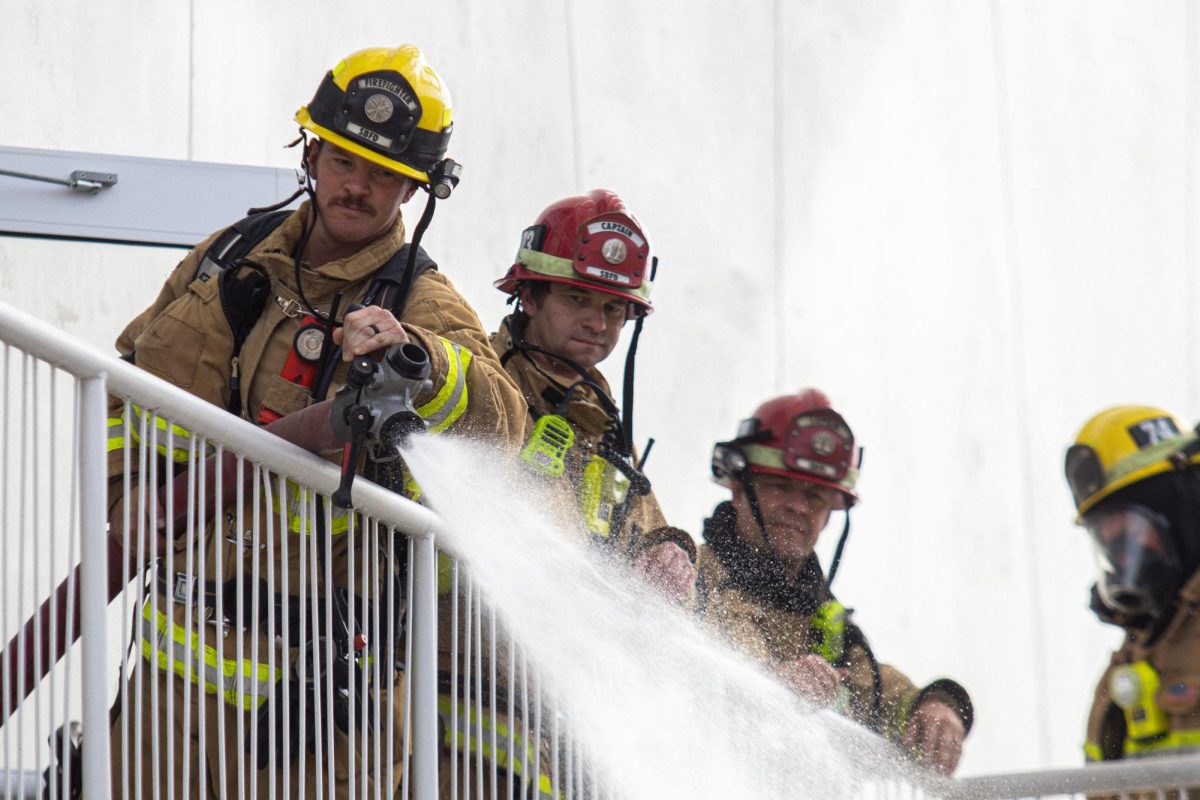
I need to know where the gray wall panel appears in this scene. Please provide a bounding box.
[3,0,1197,777]
[0,146,300,246]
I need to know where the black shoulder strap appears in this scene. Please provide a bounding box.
[842,622,885,733]
[193,209,293,283]
[366,243,438,314]
[191,210,291,417]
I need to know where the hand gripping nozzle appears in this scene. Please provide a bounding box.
[330,341,434,508]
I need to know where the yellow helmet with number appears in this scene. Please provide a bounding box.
[1065,405,1200,518]
[296,45,453,184]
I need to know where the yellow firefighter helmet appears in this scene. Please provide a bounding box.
[295,45,453,184]
[1065,404,1200,518]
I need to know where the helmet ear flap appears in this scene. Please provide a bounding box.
[711,442,749,487]
[1065,443,1105,511]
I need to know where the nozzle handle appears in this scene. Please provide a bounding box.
[333,438,363,509]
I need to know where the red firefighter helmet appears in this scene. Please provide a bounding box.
[494,189,653,317]
[711,389,861,509]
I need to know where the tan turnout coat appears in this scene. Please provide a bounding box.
[104,203,524,799]
[1085,568,1200,767]
[695,503,972,751]
[489,316,694,563]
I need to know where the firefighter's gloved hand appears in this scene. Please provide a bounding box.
[903,698,966,776]
[334,304,409,362]
[776,655,840,709]
[632,541,696,606]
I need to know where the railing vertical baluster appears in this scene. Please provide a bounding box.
[2,344,11,800]
[79,374,112,799]
[409,532,439,799]
[16,354,29,788]
[400,534,416,800]
[489,606,498,800]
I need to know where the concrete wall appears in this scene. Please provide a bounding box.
[3,0,1197,777]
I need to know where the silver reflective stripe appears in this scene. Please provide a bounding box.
[140,602,281,711]
[129,403,198,463]
[437,696,556,799]
[416,338,471,433]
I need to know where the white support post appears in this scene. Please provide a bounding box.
[409,533,439,799]
[79,375,112,799]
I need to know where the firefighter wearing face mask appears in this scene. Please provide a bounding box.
[697,390,973,776]
[490,190,696,601]
[1065,405,1200,763]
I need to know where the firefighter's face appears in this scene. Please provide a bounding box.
[309,141,417,250]
[521,283,629,371]
[732,472,836,566]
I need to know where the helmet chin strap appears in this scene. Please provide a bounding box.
[739,475,778,557]
[247,128,314,216]
[503,311,624,418]
[825,513,852,586]
[620,255,657,453]
[739,472,853,587]
[393,186,437,310]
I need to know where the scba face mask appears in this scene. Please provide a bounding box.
[1086,505,1184,620]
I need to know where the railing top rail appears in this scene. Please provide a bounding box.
[947,754,1200,800]
[0,299,441,539]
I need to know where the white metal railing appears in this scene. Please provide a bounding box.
[6,297,1200,800]
[0,299,615,800]
[946,753,1200,799]
[0,300,442,799]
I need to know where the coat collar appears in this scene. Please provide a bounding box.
[702,501,831,615]
[252,200,409,303]
[491,314,618,435]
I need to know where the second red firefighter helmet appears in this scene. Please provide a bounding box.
[712,389,861,509]
[494,189,653,317]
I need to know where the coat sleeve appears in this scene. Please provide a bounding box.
[840,625,973,743]
[872,661,975,744]
[397,271,526,449]
[1085,659,1125,762]
[106,238,221,513]
[694,549,774,663]
[618,488,697,561]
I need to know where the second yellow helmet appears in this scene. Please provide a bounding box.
[1065,404,1200,518]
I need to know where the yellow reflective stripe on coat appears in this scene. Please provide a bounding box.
[106,416,126,453]
[437,695,555,799]
[416,338,471,433]
[274,479,351,536]
[1083,741,1104,762]
[128,403,195,463]
[140,604,281,711]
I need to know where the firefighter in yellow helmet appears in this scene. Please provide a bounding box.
[101,45,523,798]
[697,390,973,775]
[1065,405,1200,765]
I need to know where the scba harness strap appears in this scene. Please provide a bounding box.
[192,208,438,419]
[123,210,438,768]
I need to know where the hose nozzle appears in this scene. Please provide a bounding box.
[329,341,434,507]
